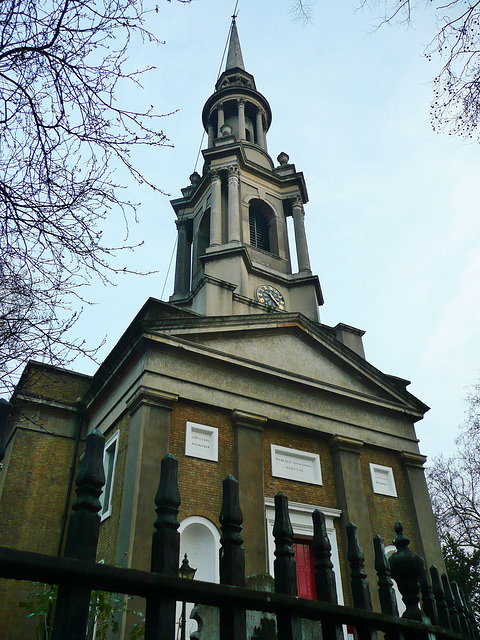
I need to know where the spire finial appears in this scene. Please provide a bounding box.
[225,16,244,71]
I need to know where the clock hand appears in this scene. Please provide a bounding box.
[265,291,278,307]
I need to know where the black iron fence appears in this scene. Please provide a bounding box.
[0,429,478,640]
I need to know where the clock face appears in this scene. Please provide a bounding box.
[256,285,286,310]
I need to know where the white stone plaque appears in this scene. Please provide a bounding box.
[271,444,322,485]
[369,463,397,497]
[185,422,218,462]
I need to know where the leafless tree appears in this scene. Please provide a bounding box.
[0,0,191,395]
[427,442,480,552]
[426,381,480,550]
[426,383,480,613]
[359,0,480,140]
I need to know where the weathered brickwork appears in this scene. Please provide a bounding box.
[0,426,78,638]
[18,362,91,405]
[360,445,418,554]
[97,414,130,565]
[169,401,234,528]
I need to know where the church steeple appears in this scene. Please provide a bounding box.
[225,19,245,71]
[202,20,271,150]
[169,19,323,322]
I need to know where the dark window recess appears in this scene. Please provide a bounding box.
[249,209,270,252]
[293,540,317,600]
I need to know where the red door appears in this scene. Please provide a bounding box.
[292,540,317,600]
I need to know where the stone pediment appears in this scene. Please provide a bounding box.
[146,311,427,417]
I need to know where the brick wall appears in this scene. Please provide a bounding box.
[0,426,78,638]
[169,401,234,528]
[360,445,418,553]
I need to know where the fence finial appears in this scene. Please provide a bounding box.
[52,429,105,640]
[152,452,181,572]
[313,510,343,640]
[452,581,470,637]
[442,574,462,635]
[313,510,337,604]
[389,522,429,623]
[273,492,302,640]
[219,474,246,640]
[373,534,398,617]
[65,429,105,558]
[220,474,245,586]
[419,566,438,625]
[346,522,372,611]
[430,565,450,629]
[146,453,181,640]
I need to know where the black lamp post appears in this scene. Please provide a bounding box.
[179,553,196,640]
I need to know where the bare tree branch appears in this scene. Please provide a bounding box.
[0,0,192,396]
[290,0,314,24]
[358,0,480,140]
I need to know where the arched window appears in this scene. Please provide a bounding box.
[192,210,211,282]
[249,207,270,252]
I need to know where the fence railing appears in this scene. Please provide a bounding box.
[0,429,478,640]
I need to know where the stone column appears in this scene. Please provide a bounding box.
[231,409,268,576]
[173,219,191,294]
[291,196,311,273]
[227,165,241,244]
[256,108,266,150]
[116,388,178,570]
[114,388,177,638]
[207,122,214,148]
[210,169,222,247]
[401,452,446,573]
[237,98,246,141]
[330,435,380,611]
[217,103,224,138]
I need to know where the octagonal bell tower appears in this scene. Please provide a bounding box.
[169,19,323,322]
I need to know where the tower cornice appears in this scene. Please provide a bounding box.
[169,142,309,217]
[202,85,272,134]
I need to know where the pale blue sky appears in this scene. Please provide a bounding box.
[72,0,480,463]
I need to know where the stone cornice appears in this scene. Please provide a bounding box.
[401,451,427,468]
[14,393,83,415]
[329,435,364,455]
[231,409,267,431]
[126,385,178,417]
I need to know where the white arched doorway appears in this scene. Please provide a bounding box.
[385,544,406,616]
[178,516,220,639]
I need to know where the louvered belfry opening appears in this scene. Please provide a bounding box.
[249,207,270,252]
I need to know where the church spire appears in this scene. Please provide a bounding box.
[225,18,245,71]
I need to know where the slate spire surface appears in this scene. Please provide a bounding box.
[225,18,245,71]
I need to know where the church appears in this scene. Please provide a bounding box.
[0,19,443,639]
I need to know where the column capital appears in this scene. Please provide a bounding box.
[401,451,427,468]
[175,218,188,231]
[290,194,304,210]
[210,168,223,182]
[227,165,240,181]
[231,409,267,431]
[126,386,178,416]
[330,434,364,455]
[237,97,247,106]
